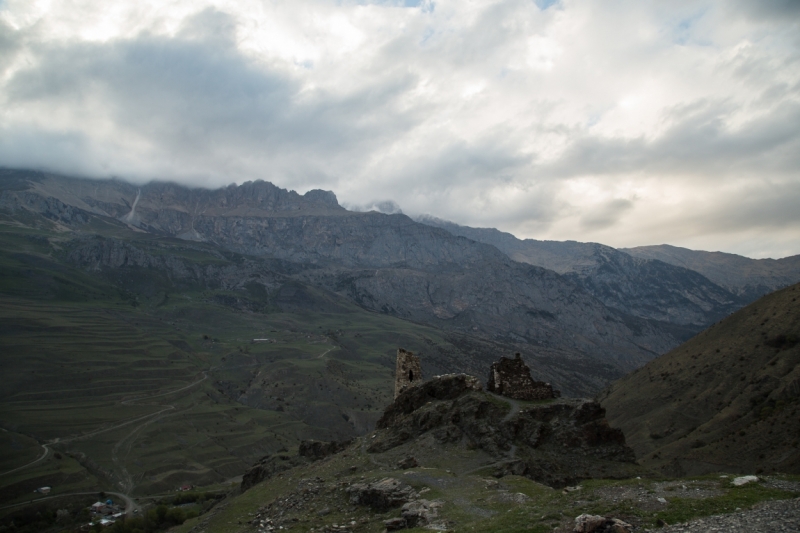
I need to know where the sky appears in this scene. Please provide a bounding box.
[1,1,799,258]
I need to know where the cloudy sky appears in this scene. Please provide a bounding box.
[1,0,799,258]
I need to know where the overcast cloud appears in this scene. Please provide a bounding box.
[0,0,798,258]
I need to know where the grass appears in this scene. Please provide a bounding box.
[168,434,800,533]
[0,219,514,504]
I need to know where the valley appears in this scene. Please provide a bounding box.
[1,169,799,532]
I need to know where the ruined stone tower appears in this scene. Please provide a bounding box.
[394,348,423,398]
[487,352,560,401]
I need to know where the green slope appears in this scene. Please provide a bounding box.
[600,283,800,476]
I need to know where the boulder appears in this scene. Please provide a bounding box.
[401,499,442,527]
[384,517,407,531]
[347,478,417,511]
[575,514,607,533]
[574,514,632,533]
[397,456,419,469]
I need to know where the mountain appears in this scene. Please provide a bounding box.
[0,168,678,375]
[599,282,800,476]
[417,216,745,339]
[623,244,800,302]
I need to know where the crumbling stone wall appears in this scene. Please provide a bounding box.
[487,353,559,400]
[395,348,423,398]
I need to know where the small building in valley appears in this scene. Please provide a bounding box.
[487,353,560,401]
[394,348,423,398]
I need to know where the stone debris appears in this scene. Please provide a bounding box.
[347,478,417,511]
[382,499,445,531]
[574,513,633,533]
[654,497,800,533]
[402,499,443,527]
[491,491,531,504]
[732,475,759,486]
[244,477,361,532]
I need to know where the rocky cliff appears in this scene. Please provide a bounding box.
[418,216,745,338]
[369,374,636,488]
[0,169,678,375]
[623,244,800,302]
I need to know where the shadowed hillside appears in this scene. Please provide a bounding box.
[600,283,800,477]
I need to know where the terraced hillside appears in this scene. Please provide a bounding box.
[0,209,614,508]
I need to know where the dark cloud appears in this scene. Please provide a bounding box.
[728,0,800,21]
[0,0,798,257]
[546,98,800,179]
[580,198,634,230]
[1,9,423,184]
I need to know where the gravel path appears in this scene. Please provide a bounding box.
[654,497,800,533]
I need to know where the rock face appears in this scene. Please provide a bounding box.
[487,352,559,400]
[394,348,422,399]
[418,216,748,337]
[370,374,636,488]
[624,244,800,302]
[0,169,689,382]
[375,374,483,430]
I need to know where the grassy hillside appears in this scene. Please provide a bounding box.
[600,283,800,476]
[166,428,799,533]
[0,215,593,507]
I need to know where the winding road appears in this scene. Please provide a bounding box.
[0,372,209,513]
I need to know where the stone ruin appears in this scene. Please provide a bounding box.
[487,352,560,401]
[394,348,423,398]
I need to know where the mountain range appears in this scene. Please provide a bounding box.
[2,167,800,525]
[4,168,800,389]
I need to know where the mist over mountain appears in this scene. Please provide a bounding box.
[1,169,679,376]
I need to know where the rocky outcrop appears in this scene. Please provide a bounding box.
[383,499,444,530]
[370,374,636,488]
[346,478,417,511]
[241,453,308,491]
[241,439,355,491]
[574,514,633,533]
[375,374,483,430]
[298,439,352,461]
